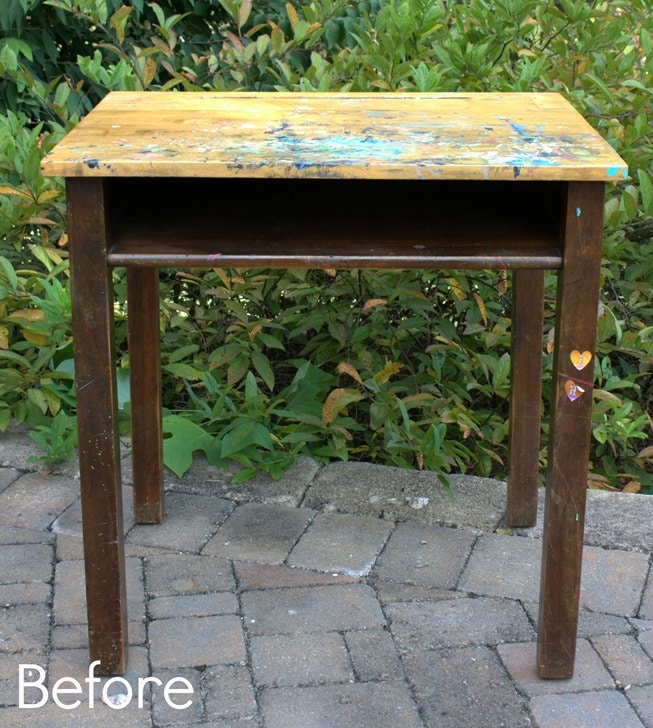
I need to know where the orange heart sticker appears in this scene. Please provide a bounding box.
[565,379,585,401]
[570,350,592,370]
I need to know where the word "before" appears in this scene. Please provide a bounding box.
[19,661,194,711]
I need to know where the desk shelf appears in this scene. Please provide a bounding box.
[108,178,562,270]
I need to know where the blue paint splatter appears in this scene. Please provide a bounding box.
[83,158,99,169]
[576,207,582,217]
[513,166,521,178]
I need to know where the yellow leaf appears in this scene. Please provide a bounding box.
[362,298,388,310]
[337,362,363,385]
[238,0,252,29]
[622,480,641,494]
[142,56,157,87]
[286,2,298,28]
[637,445,653,460]
[321,388,364,425]
[0,326,9,349]
[23,329,49,346]
[0,185,32,200]
[373,361,402,385]
[8,308,44,322]
[473,292,488,326]
[446,277,466,300]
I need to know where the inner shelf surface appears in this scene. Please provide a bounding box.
[107,178,563,270]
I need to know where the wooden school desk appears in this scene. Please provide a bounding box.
[41,91,627,678]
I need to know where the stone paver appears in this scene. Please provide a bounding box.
[403,645,531,727]
[344,629,405,681]
[1,424,652,727]
[260,681,424,728]
[288,511,393,576]
[127,492,233,553]
[202,502,313,563]
[149,614,246,669]
[250,632,353,687]
[0,467,20,494]
[1,543,53,583]
[591,634,653,686]
[459,532,541,599]
[497,640,615,696]
[234,560,362,591]
[203,664,258,723]
[628,686,653,728]
[580,546,650,616]
[373,520,476,589]
[242,583,386,635]
[0,472,78,530]
[148,591,238,620]
[144,553,235,596]
[530,691,645,728]
[387,596,535,652]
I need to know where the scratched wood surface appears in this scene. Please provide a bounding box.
[41,92,627,181]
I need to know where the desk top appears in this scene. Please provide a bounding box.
[41,91,627,182]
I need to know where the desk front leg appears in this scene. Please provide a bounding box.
[67,178,127,675]
[537,181,604,679]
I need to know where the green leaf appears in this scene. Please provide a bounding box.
[163,362,201,380]
[637,170,653,214]
[162,415,213,477]
[252,350,274,390]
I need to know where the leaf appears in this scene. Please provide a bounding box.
[321,388,364,425]
[252,350,275,390]
[473,292,488,326]
[238,0,252,30]
[362,298,388,310]
[373,361,402,385]
[637,446,653,461]
[337,362,363,385]
[162,415,213,477]
[221,419,273,458]
[110,5,133,44]
[0,185,32,200]
[27,388,48,414]
[286,2,298,29]
[163,362,201,380]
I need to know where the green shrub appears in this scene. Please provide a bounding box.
[0,0,651,492]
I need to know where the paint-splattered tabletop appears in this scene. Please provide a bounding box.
[41,92,627,181]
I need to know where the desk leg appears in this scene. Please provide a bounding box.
[127,267,163,523]
[67,179,127,675]
[537,181,604,679]
[508,269,544,527]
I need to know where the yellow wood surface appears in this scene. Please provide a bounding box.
[41,92,627,181]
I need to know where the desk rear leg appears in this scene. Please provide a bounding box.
[127,267,164,523]
[508,269,545,527]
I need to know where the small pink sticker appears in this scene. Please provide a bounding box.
[565,379,585,401]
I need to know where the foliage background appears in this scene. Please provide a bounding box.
[0,0,651,491]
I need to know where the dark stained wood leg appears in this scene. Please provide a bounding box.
[508,269,545,527]
[537,182,605,679]
[67,178,127,675]
[127,267,163,524]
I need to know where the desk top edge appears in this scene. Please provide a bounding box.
[41,91,628,182]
